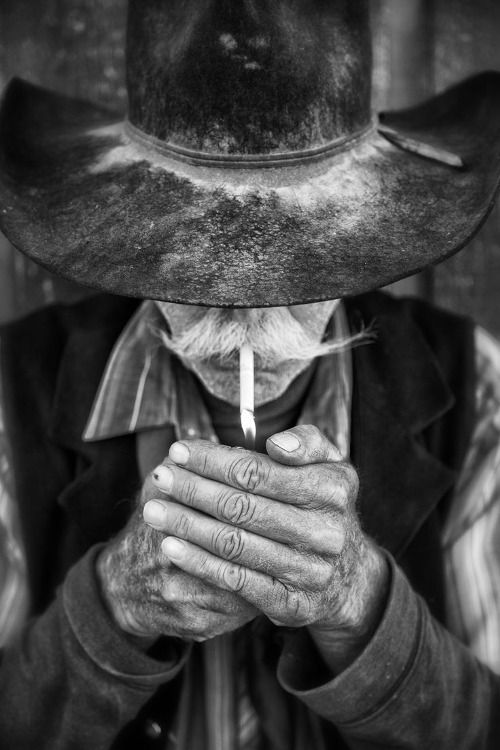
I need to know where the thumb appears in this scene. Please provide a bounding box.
[266,424,343,466]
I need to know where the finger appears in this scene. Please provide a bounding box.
[144,499,332,586]
[162,537,314,627]
[160,569,253,615]
[151,462,341,552]
[167,440,356,510]
[140,454,173,505]
[266,424,342,466]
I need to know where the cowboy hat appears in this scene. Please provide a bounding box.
[1,0,500,307]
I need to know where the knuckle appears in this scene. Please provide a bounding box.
[305,465,334,506]
[303,424,326,456]
[291,556,329,591]
[310,560,331,590]
[196,554,214,580]
[295,425,331,462]
[311,521,346,555]
[334,465,359,508]
[311,463,359,510]
[180,477,198,508]
[217,491,256,526]
[161,581,178,604]
[226,455,270,493]
[186,614,213,641]
[173,512,192,538]
[321,468,354,509]
[221,562,247,592]
[278,584,313,626]
[213,527,245,562]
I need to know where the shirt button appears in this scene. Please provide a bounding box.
[144,719,163,740]
[187,427,196,437]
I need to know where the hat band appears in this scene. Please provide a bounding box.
[124,119,375,169]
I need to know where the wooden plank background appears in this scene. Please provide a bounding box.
[1,0,500,333]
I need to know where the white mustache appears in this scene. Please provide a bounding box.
[155,307,368,366]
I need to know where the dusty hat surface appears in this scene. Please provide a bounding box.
[1,0,500,306]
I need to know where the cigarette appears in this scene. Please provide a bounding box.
[239,343,256,450]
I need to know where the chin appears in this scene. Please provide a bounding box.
[187,357,308,407]
[254,373,287,405]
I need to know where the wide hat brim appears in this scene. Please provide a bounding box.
[1,74,500,307]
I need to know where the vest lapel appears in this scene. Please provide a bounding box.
[49,297,141,546]
[346,293,457,559]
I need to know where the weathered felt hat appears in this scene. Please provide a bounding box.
[1,0,500,307]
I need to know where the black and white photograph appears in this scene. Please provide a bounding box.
[0,1,500,748]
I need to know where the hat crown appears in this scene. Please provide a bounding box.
[126,0,372,155]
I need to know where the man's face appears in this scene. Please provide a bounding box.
[157,300,339,406]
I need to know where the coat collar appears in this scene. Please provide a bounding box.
[49,295,140,449]
[49,292,458,557]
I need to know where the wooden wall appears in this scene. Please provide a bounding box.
[0,0,128,320]
[1,0,500,333]
[432,0,500,335]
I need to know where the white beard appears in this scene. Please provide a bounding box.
[153,301,367,407]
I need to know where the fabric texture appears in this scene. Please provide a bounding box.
[1,291,498,749]
[0,352,27,646]
[442,326,500,669]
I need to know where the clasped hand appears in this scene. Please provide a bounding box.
[97,425,387,659]
[142,425,387,654]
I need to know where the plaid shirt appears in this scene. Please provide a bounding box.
[1,301,500,746]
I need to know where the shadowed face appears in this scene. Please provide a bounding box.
[156,300,340,406]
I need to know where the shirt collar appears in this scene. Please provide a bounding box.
[83,300,353,457]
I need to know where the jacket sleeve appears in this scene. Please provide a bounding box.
[0,545,190,750]
[278,554,500,749]
[278,324,500,748]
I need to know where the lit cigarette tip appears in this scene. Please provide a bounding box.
[241,409,256,451]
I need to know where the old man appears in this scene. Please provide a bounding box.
[1,1,500,748]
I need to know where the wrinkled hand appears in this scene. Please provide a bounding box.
[145,425,388,668]
[96,471,257,642]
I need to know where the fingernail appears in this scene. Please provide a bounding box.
[143,500,166,526]
[162,537,186,560]
[270,432,300,452]
[152,465,173,493]
[169,442,190,465]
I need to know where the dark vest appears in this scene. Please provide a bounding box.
[0,290,476,749]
